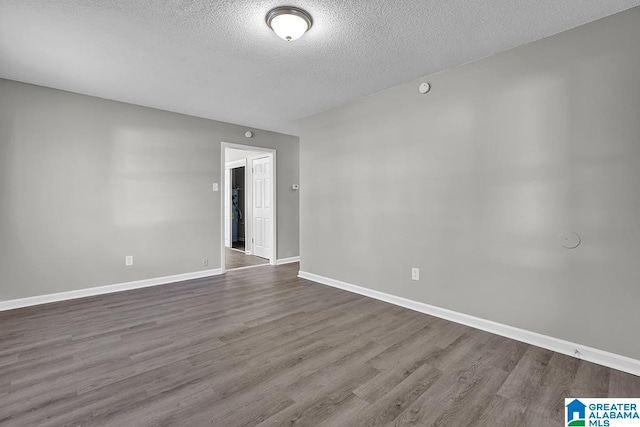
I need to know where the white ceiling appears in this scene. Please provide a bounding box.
[1,1,639,136]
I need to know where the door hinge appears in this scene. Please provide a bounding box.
[252,238,254,243]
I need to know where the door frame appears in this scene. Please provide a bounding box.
[224,158,247,251]
[221,142,277,273]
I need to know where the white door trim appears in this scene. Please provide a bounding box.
[221,142,277,273]
[224,168,231,248]
[225,159,247,169]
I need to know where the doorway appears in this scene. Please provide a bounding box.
[222,143,276,271]
[230,166,246,251]
[224,159,247,252]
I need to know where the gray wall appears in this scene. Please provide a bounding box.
[300,8,640,360]
[0,79,299,301]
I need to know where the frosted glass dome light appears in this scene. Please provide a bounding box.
[266,6,313,42]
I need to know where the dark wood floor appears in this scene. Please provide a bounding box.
[225,247,269,270]
[1,263,639,426]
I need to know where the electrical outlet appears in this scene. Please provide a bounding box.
[202,257,209,267]
[125,255,134,266]
[411,268,419,281]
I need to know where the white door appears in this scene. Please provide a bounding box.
[224,168,231,248]
[252,156,272,259]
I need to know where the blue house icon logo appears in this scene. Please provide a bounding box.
[566,399,587,426]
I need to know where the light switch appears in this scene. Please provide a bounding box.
[212,182,219,192]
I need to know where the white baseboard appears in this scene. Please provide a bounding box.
[226,263,271,272]
[276,256,300,265]
[297,271,640,377]
[0,268,223,312]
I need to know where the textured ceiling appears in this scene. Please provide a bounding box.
[1,1,639,136]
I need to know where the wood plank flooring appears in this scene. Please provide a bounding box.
[0,263,639,426]
[225,248,269,270]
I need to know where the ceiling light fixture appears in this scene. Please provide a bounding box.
[266,6,313,42]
